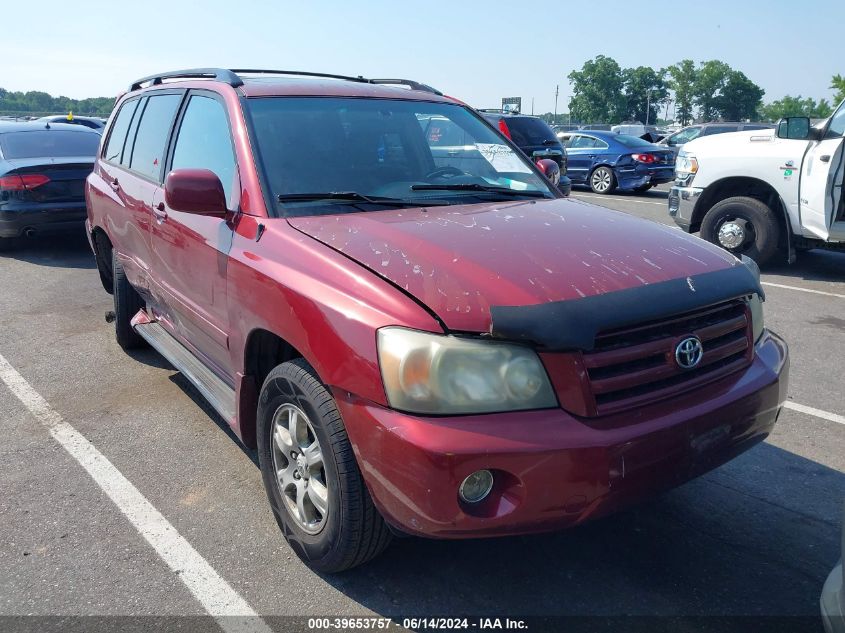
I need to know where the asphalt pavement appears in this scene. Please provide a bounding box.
[0,188,843,632]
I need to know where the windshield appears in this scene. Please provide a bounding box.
[247,97,553,216]
[613,134,656,148]
[0,130,100,159]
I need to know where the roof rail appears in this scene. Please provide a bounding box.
[128,68,443,95]
[129,68,243,91]
[368,79,443,96]
[230,69,370,84]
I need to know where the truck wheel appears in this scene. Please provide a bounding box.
[700,196,780,265]
[112,252,146,350]
[257,359,391,573]
[589,166,616,194]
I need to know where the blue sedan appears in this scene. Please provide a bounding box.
[560,130,675,194]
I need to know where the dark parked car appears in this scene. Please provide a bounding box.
[0,121,100,242]
[658,122,774,157]
[86,68,786,573]
[478,110,570,195]
[36,115,107,131]
[560,130,675,194]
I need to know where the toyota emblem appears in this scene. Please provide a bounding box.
[675,336,704,369]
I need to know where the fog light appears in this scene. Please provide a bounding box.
[459,470,494,503]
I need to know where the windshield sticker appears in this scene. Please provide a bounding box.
[475,143,532,173]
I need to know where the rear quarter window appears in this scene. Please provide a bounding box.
[104,99,140,164]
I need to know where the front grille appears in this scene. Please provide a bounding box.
[582,299,753,416]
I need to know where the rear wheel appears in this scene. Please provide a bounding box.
[700,196,780,265]
[112,252,146,350]
[257,359,391,573]
[589,166,616,194]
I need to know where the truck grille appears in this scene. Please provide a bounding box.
[582,299,753,416]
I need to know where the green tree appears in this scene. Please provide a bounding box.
[668,59,697,125]
[717,71,765,120]
[759,96,834,121]
[567,55,626,124]
[622,66,668,124]
[832,74,845,104]
[693,60,732,121]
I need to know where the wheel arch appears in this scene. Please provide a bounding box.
[238,328,306,448]
[691,176,791,251]
[90,225,115,294]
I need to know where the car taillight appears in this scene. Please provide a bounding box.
[631,153,657,164]
[498,118,512,140]
[0,174,51,191]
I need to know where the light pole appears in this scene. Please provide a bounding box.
[645,89,651,126]
[554,84,559,124]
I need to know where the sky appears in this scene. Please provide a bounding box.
[3,0,843,113]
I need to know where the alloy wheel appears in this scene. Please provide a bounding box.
[591,168,612,193]
[270,403,329,534]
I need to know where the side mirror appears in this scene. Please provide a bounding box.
[164,169,227,217]
[535,158,560,186]
[776,117,813,140]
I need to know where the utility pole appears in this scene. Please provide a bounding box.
[554,84,559,124]
[531,97,534,115]
[645,90,651,126]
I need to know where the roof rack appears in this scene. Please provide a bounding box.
[230,69,370,84]
[129,68,244,91]
[128,68,443,95]
[368,79,443,96]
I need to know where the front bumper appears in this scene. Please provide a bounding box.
[337,331,788,538]
[0,201,87,238]
[668,185,704,232]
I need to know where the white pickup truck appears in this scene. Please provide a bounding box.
[669,100,845,264]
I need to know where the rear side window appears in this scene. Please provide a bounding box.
[702,125,739,136]
[570,135,603,149]
[171,95,237,206]
[129,94,182,181]
[0,130,100,159]
[506,117,557,146]
[104,99,139,164]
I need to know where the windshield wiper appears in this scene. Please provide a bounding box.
[410,183,550,198]
[277,192,449,207]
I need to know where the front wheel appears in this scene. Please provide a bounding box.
[700,196,780,265]
[589,166,616,194]
[257,359,391,573]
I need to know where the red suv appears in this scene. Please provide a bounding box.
[86,68,788,572]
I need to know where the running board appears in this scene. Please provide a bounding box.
[134,321,237,424]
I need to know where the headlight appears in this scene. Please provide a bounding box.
[377,327,557,414]
[675,152,699,185]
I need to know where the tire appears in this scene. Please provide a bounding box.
[700,196,780,265]
[112,252,146,350]
[257,359,391,573]
[589,166,616,194]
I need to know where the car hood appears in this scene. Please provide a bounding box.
[288,198,739,332]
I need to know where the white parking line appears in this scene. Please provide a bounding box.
[761,281,845,299]
[573,193,668,206]
[784,401,845,426]
[0,353,271,633]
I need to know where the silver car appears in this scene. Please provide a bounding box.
[823,503,845,633]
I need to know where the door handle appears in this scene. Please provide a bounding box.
[153,202,167,222]
[820,155,831,163]
[108,178,120,192]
